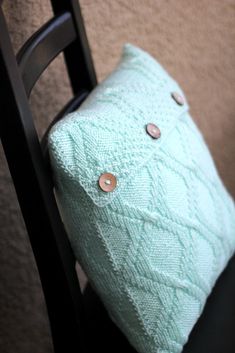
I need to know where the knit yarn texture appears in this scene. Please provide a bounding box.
[48,44,235,353]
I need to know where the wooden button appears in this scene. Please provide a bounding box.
[98,173,117,192]
[146,123,161,139]
[171,92,185,106]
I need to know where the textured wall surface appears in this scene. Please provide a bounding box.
[0,0,235,352]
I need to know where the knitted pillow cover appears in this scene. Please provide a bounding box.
[48,44,235,353]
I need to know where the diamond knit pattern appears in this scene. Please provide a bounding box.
[48,44,235,353]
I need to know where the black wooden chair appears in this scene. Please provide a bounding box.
[0,1,235,353]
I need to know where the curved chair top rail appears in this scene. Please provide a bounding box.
[17,12,76,97]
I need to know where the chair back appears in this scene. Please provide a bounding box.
[0,1,97,352]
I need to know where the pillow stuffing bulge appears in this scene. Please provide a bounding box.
[48,43,235,353]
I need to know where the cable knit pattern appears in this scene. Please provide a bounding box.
[47,44,235,353]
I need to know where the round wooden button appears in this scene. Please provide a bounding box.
[98,173,117,192]
[146,123,161,139]
[171,92,185,106]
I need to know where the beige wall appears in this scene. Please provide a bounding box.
[1,0,235,352]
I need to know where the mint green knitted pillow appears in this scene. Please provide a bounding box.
[48,43,235,353]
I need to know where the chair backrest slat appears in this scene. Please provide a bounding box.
[50,0,97,95]
[17,12,76,97]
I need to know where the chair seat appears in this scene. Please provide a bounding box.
[184,253,235,353]
[83,252,235,353]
